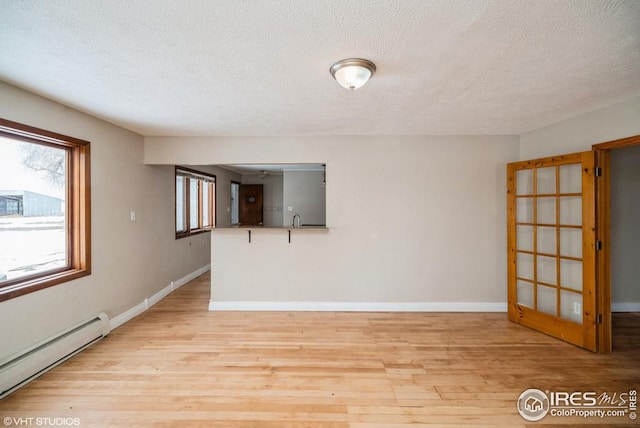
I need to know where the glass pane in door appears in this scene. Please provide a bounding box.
[538,285,557,316]
[517,253,534,280]
[517,225,533,251]
[536,166,556,194]
[559,228,582,258]
[537,226,556,255]
[537,256,557,285]
[560,259,583,291]
[517,281,534,308]
[560,196,582,225]
[516,169,533,195]
[560,290,583,325]
[559,164,581,193]
[517,198,533,223]
[537,197,556,224]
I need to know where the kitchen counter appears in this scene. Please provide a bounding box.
[213,225,328,243]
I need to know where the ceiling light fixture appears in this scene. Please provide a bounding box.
[329,58,376,91]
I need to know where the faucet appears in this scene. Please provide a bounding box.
[292,213,301,228]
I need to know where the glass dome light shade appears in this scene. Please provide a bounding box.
[330,58,376,91]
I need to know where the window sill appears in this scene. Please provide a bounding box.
[0,268,91,303]
[175,228,213,240]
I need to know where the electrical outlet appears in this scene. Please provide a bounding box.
[130,211,136,221]
[573,302,581,315]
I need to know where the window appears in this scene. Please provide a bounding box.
[0,118,91,302]
[230,181,240,225]
[175,167,215,238]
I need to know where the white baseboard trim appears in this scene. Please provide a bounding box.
[109,301,147,331]
[172,264,210,290]
[147,284,172,308]
[109,264,210,331]
[208,301,507,312]
[612,303,640,312]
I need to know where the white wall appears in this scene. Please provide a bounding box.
[145,135,518,306]
[283,170,326,226]
[0,82,210,360]
[611,145,640,304]
[519,96,640,159]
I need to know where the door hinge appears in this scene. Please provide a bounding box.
[597,314,603,324]
[596,240,603,251]
[595,167,602,177]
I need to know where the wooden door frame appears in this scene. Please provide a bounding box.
[593,134,640,353]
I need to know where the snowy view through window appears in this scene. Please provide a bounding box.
[0,137,67,283]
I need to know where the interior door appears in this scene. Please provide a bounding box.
[507,151,597,351]
[239,184,263,226]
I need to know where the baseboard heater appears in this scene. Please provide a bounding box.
[0,312,110,399]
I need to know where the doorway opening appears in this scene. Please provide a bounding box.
[594,136,640,352]
[507,135,640,352]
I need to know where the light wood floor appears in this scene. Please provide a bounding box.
[1,273,638,427]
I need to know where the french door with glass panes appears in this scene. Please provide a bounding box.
[507,151,597,351]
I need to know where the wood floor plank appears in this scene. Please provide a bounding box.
[1,272,638,426]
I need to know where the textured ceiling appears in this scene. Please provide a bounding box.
[1,0,639,136]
